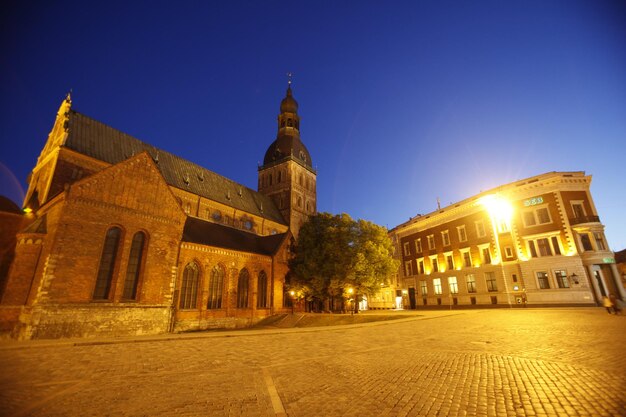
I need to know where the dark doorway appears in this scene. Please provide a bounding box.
[408,287,416,309]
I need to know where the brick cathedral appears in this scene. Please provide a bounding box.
[0,84,317,340]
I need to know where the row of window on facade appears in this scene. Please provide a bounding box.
[91,227,272,308]
[402,206,556,258]
[93,227,146,301]
[410,269,572,297]
[259,170,314,191]
[179,262,270,310]
[404,230,607,273]
[404,232,598,278]
[403,221,490,257]
[180,200,262,232]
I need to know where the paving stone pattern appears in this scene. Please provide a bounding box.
[0,309,624,416]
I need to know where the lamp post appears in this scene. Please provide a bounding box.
[289,290,295,315]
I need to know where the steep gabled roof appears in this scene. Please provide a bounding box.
[63,110,287,225]
[182,217,288,255]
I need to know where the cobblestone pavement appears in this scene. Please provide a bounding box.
[0,308,624,417]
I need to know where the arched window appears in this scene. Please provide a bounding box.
[257,271,268,308]
[297,196,302,208]
[269,174,273,186]
[180,262,200,309]
[207,265,224,309]
[299,174,303,186]
[93,227,122,300]
[237,268,249,308]
[122,232,146,300]
[277,171,282,183]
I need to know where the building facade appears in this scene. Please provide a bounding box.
[0,84,316,339]
[390,172,625,308]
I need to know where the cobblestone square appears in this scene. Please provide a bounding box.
[1,308,624,416]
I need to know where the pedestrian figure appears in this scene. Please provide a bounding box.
[609,294,621,315]
[603,295,614,314]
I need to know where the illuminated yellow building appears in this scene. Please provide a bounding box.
[389,172,625,308]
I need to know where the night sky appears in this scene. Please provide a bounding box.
[1,1,625,249]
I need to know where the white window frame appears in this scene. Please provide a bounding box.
[460,248,472,268]
[415,238,422,253]
[441,230,451,246]
[404,261,413,276]
[433,278,442,295]
[478,243,491,265]
[429,255,439,273]
[448,276,458,294]
[485,271,498,292]
[444,251,454,271]
[554,269,570,289]
[417,258,425,275]
[522,204,552,228]
[525,232,562,258]
[504,246,514,259]
[536,271,551,289]
[593,232,607,251]
[457,225,467,242]
[420,280,428,296]
[427,234,435,250]
[403,242,410,256]
[475,221,486,238]
[465,273,477,293]
[571,200,586,218]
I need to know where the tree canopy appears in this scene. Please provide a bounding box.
[289,213,399,307]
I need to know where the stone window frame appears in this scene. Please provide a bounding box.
[414,238,422,254]
[526,233,562,258]
[122,230,148,301]
[207,264,225,309]
[420,280,428,296]
[441,230,451,247]
[444,251,454,271]
[429,255,439,273]
[521,204,552,228]
[417,258,425,275]
[457,225,467,242]
[460,248,472,268]
[237,268,250,309]
[404,261,413,277]
[433,278,442,295]
[448,276,459,294]
[554,269,570,289]
[465,273,477,293]
[485,271,498,292]
[93,226,124,301]
[475,220,487,238]
[427,234,435,250]
[257,271,269,309]
[536,271,551,289]
[180,261,201,310]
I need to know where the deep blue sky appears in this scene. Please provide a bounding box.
[1,1,625,249]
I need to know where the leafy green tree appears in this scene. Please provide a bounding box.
[289,213,399,312]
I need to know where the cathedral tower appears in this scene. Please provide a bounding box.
[258,83,316,237]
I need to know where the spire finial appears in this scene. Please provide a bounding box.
[287,72,292,86]
[66,88,73,103]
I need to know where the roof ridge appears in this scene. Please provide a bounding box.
[65,110,286,225]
